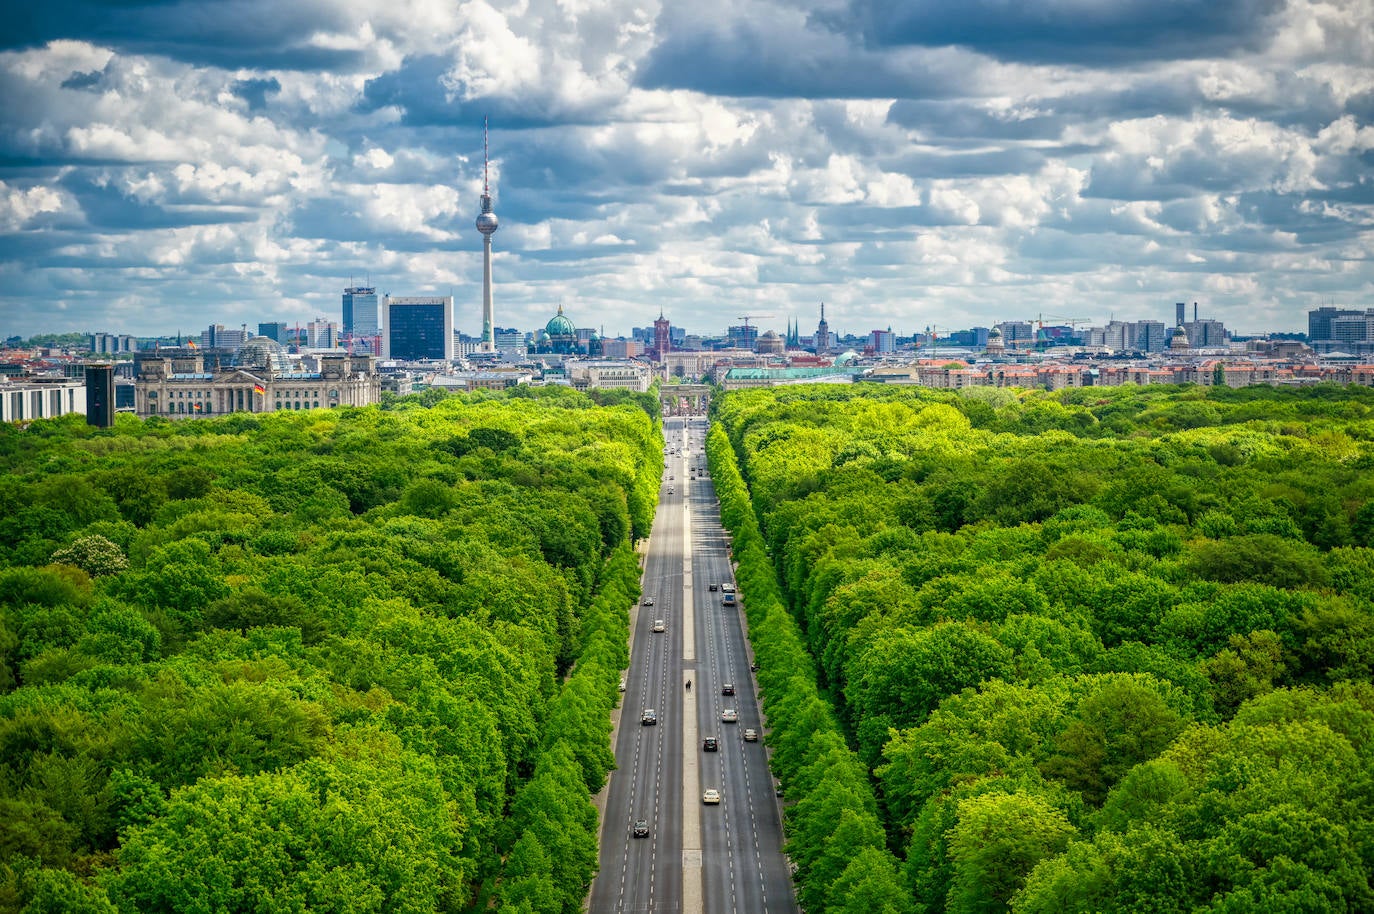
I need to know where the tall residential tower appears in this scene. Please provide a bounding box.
[475,119,499,353]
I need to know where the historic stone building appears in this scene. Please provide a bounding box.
[135,337,379,418]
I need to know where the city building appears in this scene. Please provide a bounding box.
[135,336,379,418]
[533,305,581,355]
[986,326,1006,356]
[869,328,896,353]
[652,311,671,361]
[493,327,527,361]
[1331,314,1374,345]
[85,363,115,427]
[564,360,654,392]
[756,330,785,355]
[307,319,339,349]
[430,368,536,391]
[727,324,759,351]
[199,324,251,351]
[342,286,378,340]
[382,296,454,360]
[258,322,291,345]
[88,332,137,354]
[600,338,640,359]
[815,303,831,353]
[0,377,86,423]
[995,321,1035,348]
[1183,318,1228,348]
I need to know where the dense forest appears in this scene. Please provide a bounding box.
[709,382,1374,914]
[0,387,663,913]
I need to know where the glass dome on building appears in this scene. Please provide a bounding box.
[233,336,289,374]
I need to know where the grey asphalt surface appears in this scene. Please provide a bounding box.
[588,416,797,914]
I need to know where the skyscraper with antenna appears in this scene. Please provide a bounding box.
[474,118,499,354]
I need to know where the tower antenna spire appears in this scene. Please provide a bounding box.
[475,117,500,354]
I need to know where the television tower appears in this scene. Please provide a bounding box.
[475,118,499,353]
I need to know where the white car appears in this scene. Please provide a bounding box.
[642,597,654,606]
[721,709,738,723]
[652,619,666,633]
[743,728,759,742]
[702,789,721,805]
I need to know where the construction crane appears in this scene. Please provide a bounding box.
[1044,315,1090,332]
[736,314,776,332]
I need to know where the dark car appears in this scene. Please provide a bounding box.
[703,736,719,752]
[721,683,735,695]
[709,583,718,591]
[633,819,649,838]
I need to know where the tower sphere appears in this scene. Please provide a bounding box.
[476,200,499,235]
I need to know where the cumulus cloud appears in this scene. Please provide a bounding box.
[0,0,1371,337]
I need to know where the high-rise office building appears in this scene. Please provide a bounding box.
[307,319,339,349]
[727,324,759,351]
[1331,314,1374,345]
[870,328,896,353]
[996,321,1035,348]
[1131,321,1168,352]
[88,333,136,354]
[1310,306,1374,342]
[342,286,378,338]
[259,322,291,344]
[84,363,115,427]
[382,296,454,360]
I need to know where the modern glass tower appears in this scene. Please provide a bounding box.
[343,286,378,338]
[382,296,454,360]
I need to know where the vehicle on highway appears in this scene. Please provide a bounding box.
[709,583,718,591]
[652,619,666,632]
[633,819,649,838]
[721,582,736,594]
[668,488,674,495]
[721,683,735,695]
[702,789,721,805]
[641,709,657,725]
[721,708,738,723]
[642,596,654,606]
[743,728,759,742]
[722,593,737,607]
[703,736,718,751]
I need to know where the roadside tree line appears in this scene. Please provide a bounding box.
[0,387,663,913]
[711,382,1374,913]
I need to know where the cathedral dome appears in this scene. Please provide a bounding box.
[546,305,576,338]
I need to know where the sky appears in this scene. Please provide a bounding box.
[0,0,1370,341]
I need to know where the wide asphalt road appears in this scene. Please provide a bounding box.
[588,416,797,914]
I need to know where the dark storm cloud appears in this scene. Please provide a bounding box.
[2,0,365,70]
[831,0,1287,64]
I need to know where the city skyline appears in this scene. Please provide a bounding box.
[2,1,1371,339]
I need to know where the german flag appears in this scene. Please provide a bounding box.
[253,384,266,395]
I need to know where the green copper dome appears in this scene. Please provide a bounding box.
[546,305,576,338]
